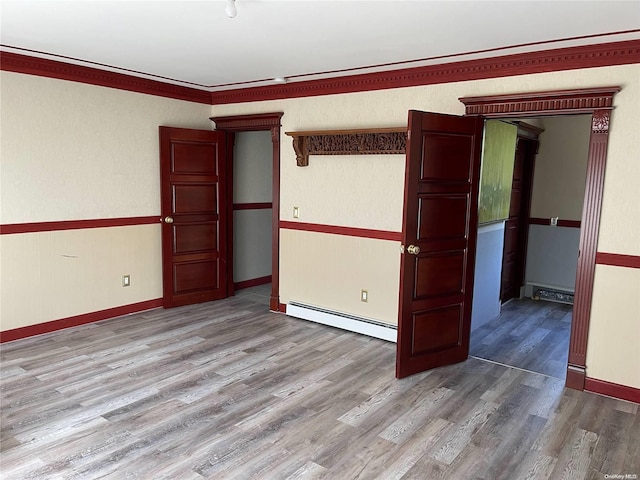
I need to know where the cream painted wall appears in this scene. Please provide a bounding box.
[530,115,592,221]
[0,225,161,330]
[0,71,213,223]
[212,65,639,255]
[524,115,591,294]
[1,63,638,390]
[1,72,213,331]
[587,265,640,389]
[213,64,640,388]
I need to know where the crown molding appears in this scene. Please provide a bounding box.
[0,51,211,104]
[210,40,640,105]
[2,40,639,106]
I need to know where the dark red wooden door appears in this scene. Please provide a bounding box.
[500,137,536,303]
[396,111,484,378]
[159,127,228,308]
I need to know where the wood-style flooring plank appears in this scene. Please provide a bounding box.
[1,290,637,479]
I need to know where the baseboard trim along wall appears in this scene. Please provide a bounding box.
[286,302,397,342]
[234,275,272,290]
[0,299,163,343]
[585,377,640,404]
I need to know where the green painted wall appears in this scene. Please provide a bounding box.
[478,120,518,224]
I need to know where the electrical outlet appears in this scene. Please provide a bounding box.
[122,275,131,287]
[293,206,300,218]
[361,290,368,302]
[550,217,558,226]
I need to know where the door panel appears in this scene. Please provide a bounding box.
[173,184,217,213]
[173,261,218,292]
[500,137,536,303]
[160,127,228,308]
[418,196,468,240]
[174,224,217,254]
[412,306,462,353]
[396,111,483,378]
[421,134,474,181]
[172,143,217,174]
[415,253,465,298]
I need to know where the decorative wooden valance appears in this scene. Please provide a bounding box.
[285,128,407,166]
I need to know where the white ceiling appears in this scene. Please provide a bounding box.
[1,1,639,92]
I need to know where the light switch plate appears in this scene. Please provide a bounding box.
[122,275,131,287]
[361,290,368,302]
[293,206,300,218]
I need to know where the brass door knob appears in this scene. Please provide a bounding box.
[407,245,420,255]
[164,216,174,224]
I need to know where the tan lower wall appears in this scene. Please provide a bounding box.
[0,224,162,331]
[280,229,400,325]
[586,265,640,389]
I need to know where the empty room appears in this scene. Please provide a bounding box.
[1,1,639,479]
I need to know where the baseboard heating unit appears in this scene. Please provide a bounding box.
[532,286,574,305]
[286,302,397,342]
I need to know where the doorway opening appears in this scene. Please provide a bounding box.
[459,87,619,389]
[469,115,592,381]
[230,130,273,308]
[210,112,284,313]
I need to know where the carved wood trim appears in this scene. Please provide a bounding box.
[459,87,620,117]
[285,128,407,167]
[459,88,621,392]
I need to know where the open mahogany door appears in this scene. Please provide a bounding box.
[159,127,228,308]
[396,111,484,378]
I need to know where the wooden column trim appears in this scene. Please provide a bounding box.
[568,109,611,369]
[210,113,284,312]
[459,87,621,392]
[269,124,282,311]
[285,127,407,166]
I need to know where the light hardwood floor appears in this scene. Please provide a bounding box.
[1,294,638,479]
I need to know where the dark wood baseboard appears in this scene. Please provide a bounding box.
[269,298,286,313]
[0,299,163,343]
[234,275,272,290]
[585,377,640,404]
[565,364,586,390]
